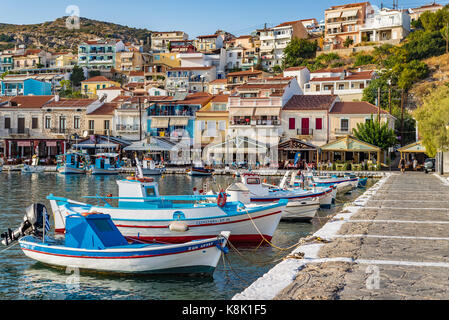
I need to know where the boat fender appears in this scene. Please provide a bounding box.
[217,191,227,208]
[169,221,189,233]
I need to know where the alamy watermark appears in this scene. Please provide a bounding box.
[365,265,380,290]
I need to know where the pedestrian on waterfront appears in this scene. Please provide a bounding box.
[399,158,406,174]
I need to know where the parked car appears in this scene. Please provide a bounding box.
[424,158,436,173]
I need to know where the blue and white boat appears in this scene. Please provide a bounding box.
[234,173,334,215]
[48,176,287,244]
[56,152,90,175]
[89,153,122,175]
[17,212,230,276]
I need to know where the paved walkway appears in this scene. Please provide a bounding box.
[274,173,449,300]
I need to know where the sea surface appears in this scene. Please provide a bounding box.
[0,172,375,300]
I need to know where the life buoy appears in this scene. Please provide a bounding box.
[217,190,227,208]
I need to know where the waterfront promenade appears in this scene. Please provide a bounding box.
[235,172,449,300]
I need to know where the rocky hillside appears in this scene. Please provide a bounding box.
[0,17,152,52]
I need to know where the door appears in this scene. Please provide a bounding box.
[301,118,310,136]
[18,118,25,134]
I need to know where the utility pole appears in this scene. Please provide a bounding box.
[400,89,405,147]
[138,97,142,141]
[377,86,381,122]
[388,86,392,115]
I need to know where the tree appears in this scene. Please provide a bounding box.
[353,53,374,67]
[282,38,317,69]
[414,84,449,157]
[353,116,398,150]
[70,65,85,88]
[343,36,354,48]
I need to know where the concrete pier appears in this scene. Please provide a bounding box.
[234,172,449,300]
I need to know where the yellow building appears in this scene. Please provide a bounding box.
[85,103,117,135]
[195,94,229,148]
[54,53,77,68]
[329,101,395,141]
[151,52,181,68]
[81,76,121,99]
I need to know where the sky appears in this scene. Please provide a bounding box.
[0,0,445,38]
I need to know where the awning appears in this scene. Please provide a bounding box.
[254,108,281,116]
[326,11,342,19]
[120,52,134,58]
[170,117,189,126]
[229,108,254,116]
[341,9,359,18]
[151,118,170,129]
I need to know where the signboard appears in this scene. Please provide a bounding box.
[17,141,31,147]
[46,141,57,147]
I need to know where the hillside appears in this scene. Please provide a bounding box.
[0,17,152,52]
[410,53,449,106]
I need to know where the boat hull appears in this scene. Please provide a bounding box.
[22,165,45,173]
[142,168,166,176]
[19,233,229,275]
[57,166,86,175]
[91,167,121,175]
[282,201,319,221]
[50,200,285,244]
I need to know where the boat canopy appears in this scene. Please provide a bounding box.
[65,214,128,250]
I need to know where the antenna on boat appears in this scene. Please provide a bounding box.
[135,156,144,179]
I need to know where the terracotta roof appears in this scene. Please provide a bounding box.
[275,20,303,28]
[211,94,230,103]
[330,102,390,115]
[227,70,263,77]
[87,103,117,116]
[129,71,145,77]
[283,95,337,111]
[209,79,228,84]
[45,99,96,108]
[197,34,219,39]
[236,83,289,91]
[311,67,346,74]
[156,92,213,106]
[111,95,174,104]
[0,96,54,109]
[327,2,370,10]
[25,49,42,55]
[82,76,114,83]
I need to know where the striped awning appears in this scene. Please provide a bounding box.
[254,108,281,116]
[229,108,254,116]
[151,118,169,129]
[170,117,189,126]
[341,9,359,18]
[326,11,342,19]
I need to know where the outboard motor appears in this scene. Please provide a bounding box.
[1,204,49,246]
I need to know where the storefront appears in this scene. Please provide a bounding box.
[3,139,67,163]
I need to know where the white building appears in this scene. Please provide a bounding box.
[360,8,411,45]
[178,50,226,79]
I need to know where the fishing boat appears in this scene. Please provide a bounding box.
[56,152,90,175]
[1,204,230,276]
[293,172,359,195]
[234,173,334,215]
[187,166,214,176]
[48,176,287,244]
[142,158,166,176]
[89,153,122,175]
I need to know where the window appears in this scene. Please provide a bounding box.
[32,117,38,129]
[316,118,323,130]
[341,119,349,132]
[74,116,80,129]
[247,178,261,185]
[45,116,51,129]
[104,120,110,130]
[4,117,10,129]
[289,118,296,130]
[207,121,217,137]
[59,116,66,132]
[338,84,345,90]
[89,120,95,130]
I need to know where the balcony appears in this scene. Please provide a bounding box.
[8,128,30,136]
[297,129,314,137]
[49,128,70,135]
[3,88,24,96]
[334,128,351,135]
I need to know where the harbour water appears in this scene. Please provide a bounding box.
[0,172,375,300]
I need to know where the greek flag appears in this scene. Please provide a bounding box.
[44,209,51,233]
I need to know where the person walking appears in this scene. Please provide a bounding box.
[399,157,406,174]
